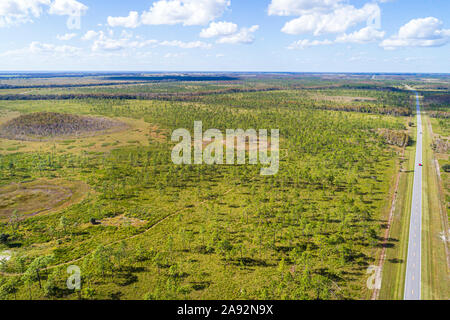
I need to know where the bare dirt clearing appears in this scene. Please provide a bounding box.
[0,113,158,155]
[0,112,127,141]
[0,179,89,220]
[98,214,147,228]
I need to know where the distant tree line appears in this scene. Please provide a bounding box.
[0,82,148,90]
[290,84,409,93]
[0,87,281,101]
[103,75,240,81]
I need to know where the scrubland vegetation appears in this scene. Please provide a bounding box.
[424,89,450,221]
[0,73,447,300]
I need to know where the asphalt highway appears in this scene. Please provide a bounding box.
[404,93,422,300]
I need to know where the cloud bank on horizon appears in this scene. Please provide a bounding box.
[0,0,449,72]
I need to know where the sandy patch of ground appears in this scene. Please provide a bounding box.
[0,112,128,142]
[0,113,162,155]
[0,179,89,221]
[147,123,167,142]
[0,110,21,125]
[101,214,147,227]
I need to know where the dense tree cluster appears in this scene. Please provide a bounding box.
[422,91,450,118]
[432,138,450,153]
[378,129,410,147]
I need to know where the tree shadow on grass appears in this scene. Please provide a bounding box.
[232,257,272,267]
[5,242,22,248]
[388,258,403,264]
[190,281,211,291]
[113,272,139,287]
[313,268,344,283]
[377,242,395,249]
[109,291,123,300]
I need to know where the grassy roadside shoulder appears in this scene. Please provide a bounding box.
[421,113,449,300]
[379,118,416,300]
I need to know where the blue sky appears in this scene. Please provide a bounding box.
[0,0,449,72]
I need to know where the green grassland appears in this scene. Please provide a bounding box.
[422,114,449,300]
[421,91,449,300]
[379,115,417,300]
[424,90,449,221]
[0,78,418,300]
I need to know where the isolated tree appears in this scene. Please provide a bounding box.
[82,287,96,300]
[134,244,150,262]
[91,245,114,278]
[152,252,167,273]
[113,241,127,269]
[44,271,59,298]
[8,210,21,234]
[0,278,18,300]
[14,255,26,273]
[217,239,233,265]
[23,255,54,289]
[59,216,69,235]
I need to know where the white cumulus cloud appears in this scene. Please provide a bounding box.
[336,26,385,43]
[281,3,380,36]
[48,0,87,16]
[200,21,238,38]
[199,21,259,44]
[268,0,343,16]
[287,38,333,49]
[82,30,102,41]
[0,0,50,27]
[92,38,159,52]
[381,17,450,49]
[29,41,81,54]
[216,25,259,44]
[83,30,210,51]
[92,38,128,52]
[141,0,230,26]
[160,40,212,49]
[0,0,88,27]
[0,41,82,57]
[107,11,140,28]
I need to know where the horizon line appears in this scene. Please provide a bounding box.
[0,71,449,75]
